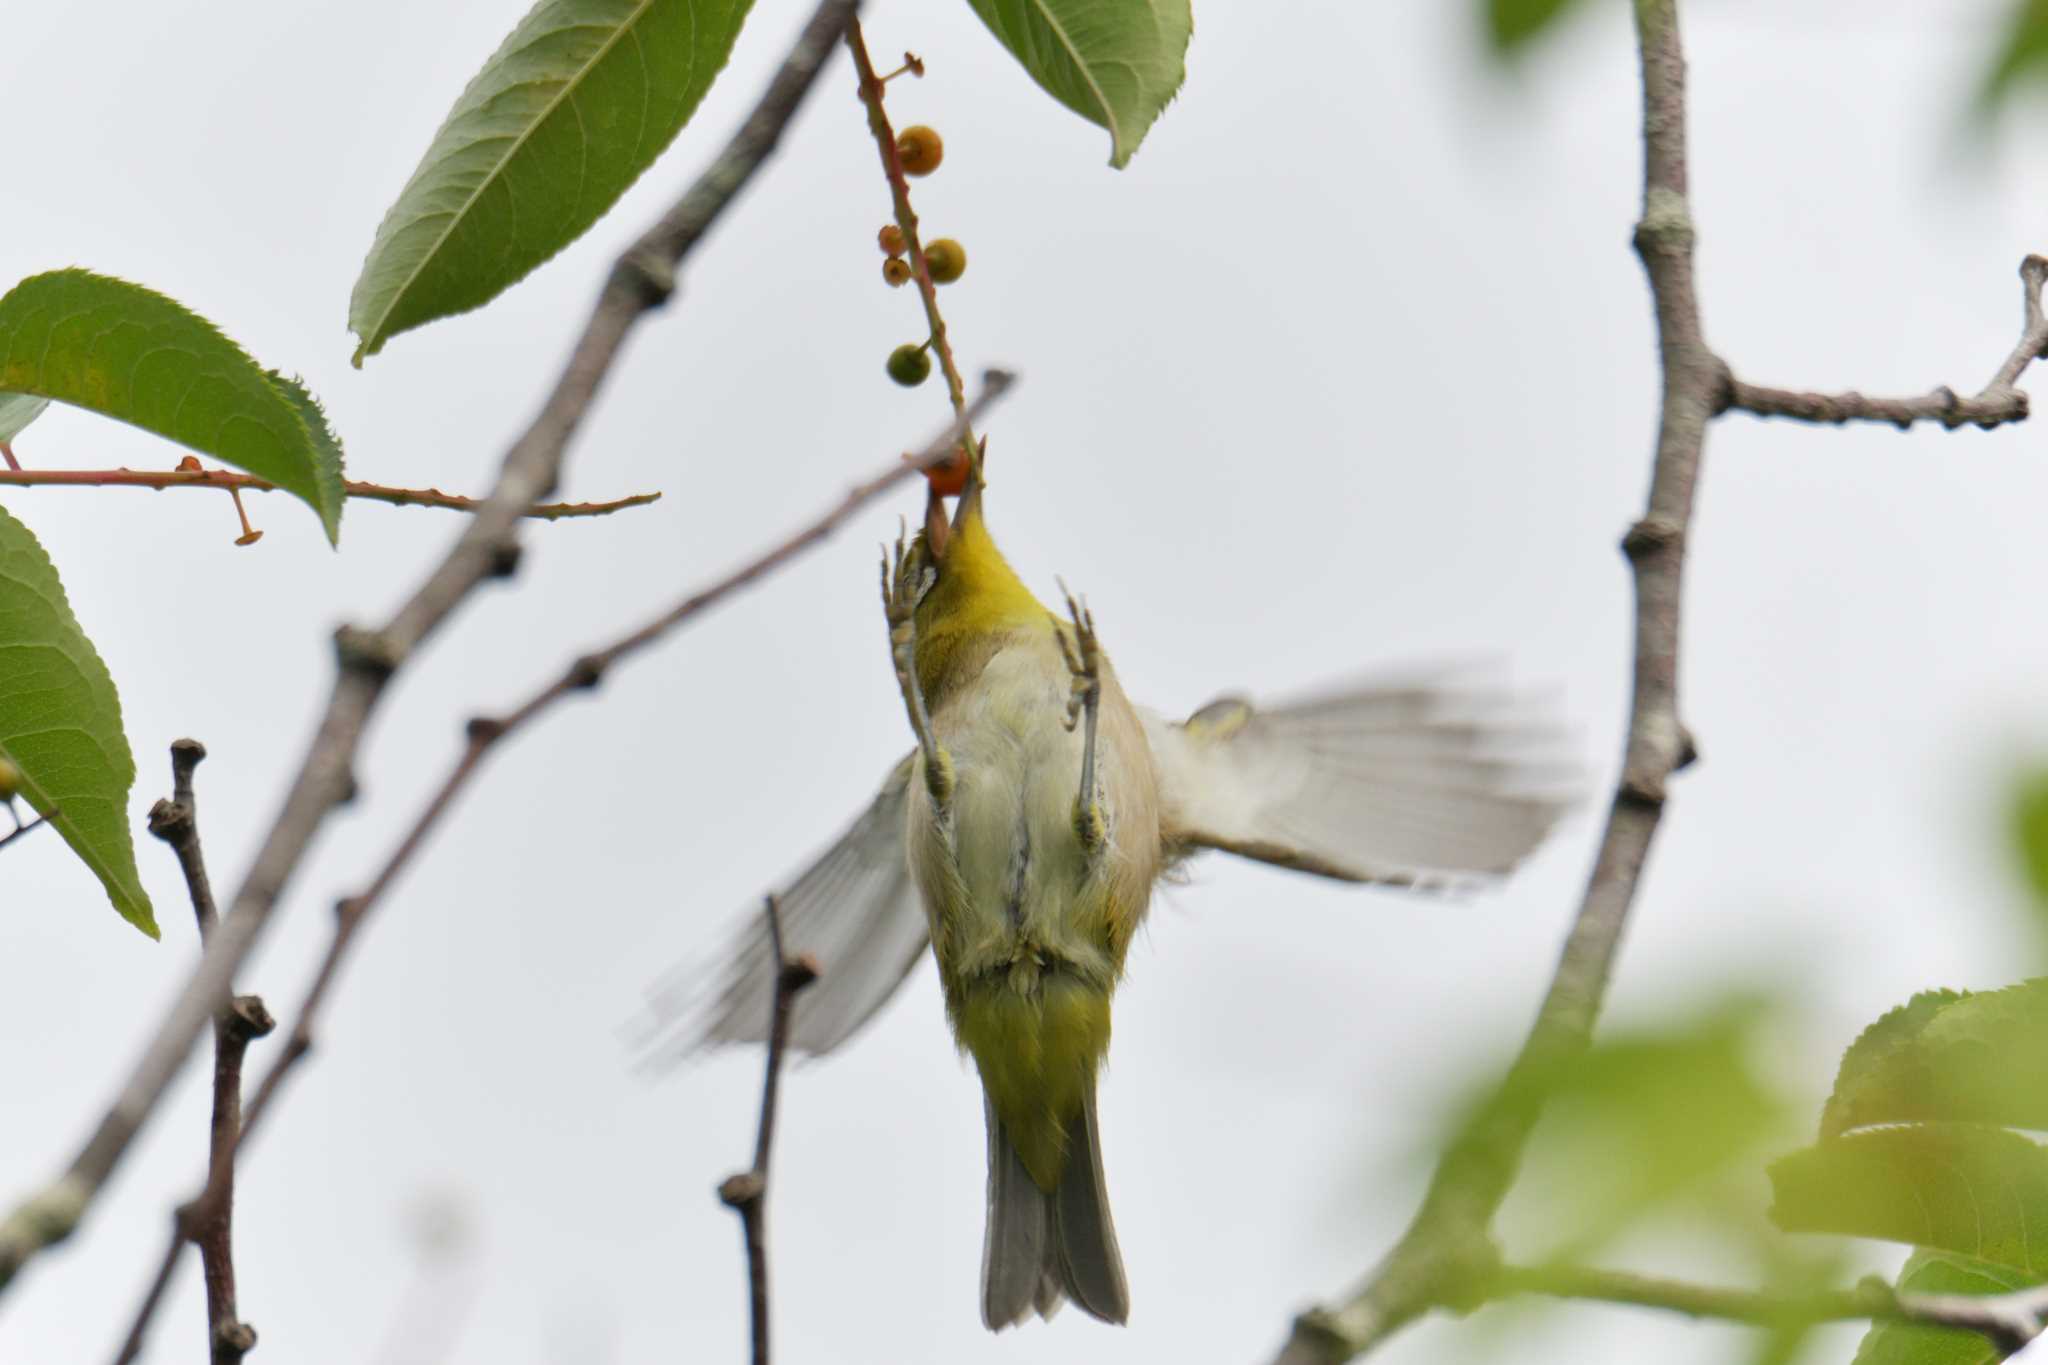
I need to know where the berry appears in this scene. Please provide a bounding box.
[882,257,912,287]
[887,343,932,387]
[897,125,944,176]
[0,756,18,802]
[925,448,970,497]
[924,238,967,284]
[878,224,906,256]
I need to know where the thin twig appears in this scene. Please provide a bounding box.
[119,741,275,1365]
[151,380,1008,1299]
[1266,3,1716,1359]
[1721,255,2048,430]
[718,897,822,1365]
[0,465,660,520]
[0,809,52,853]
[846,20,972,434]
[0,0,864,1299]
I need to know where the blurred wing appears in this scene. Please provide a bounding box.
[1144,674,1578,889]
[639,754,928,1064]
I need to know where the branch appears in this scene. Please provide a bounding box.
[846,20,972,436]
[0,809,53,853]
[133,381,1009,1330]
[0,0,864,1299]
[1721,255,2048,430]
[1497,1262,2048,1356]
[717,897,821,1365]
[116,741,275,1365]
[0,464,661,520]
[1265,3,1716,1359]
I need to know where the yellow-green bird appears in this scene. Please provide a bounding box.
[661,458,1574,1329]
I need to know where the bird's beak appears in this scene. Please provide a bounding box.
[924,434,988,562]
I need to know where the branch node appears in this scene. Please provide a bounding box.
[485,537,523,580]
[718,1172,765,1209]
[332,625,401,681]
[464,715,507,745]
[146,797,194,843]
[566,654,607,690]
[225,996,275,1042]
[780,953,823,993]
[1620,516,1682,562]
[1675,726,1700,771]
[213,1318,257,1358]
[614,250,677,307]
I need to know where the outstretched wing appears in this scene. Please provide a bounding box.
[639,754,929,1064]
[1143,674,1578,888]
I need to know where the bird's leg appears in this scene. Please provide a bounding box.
[880,523,954,808]
[1054,580,1106,853]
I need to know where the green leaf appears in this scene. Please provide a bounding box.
[0,503,155,936]
[1485,0,1584,55]
[1769,1124,2048,1273]
[1981,0,2048,112]
[0,392,50,445]
[965,0,1192,168]
[348,0,757,364]
[1851,1249,2035,1365]
[1820,981,2048,1137]
[0,271,346,542]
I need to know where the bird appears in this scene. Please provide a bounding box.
[647,450,1577,1331]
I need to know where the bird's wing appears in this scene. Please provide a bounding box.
[1143,673,1578,888]
[639,754,929,1063]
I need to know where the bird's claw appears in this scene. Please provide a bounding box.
[1054,579,1100,735]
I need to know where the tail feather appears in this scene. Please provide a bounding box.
[980,1083,1129,1331]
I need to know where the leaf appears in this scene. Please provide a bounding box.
[0,503,155,936]
[1769,1124,2048,1274]
[1981,0,2048,112]
[1463,998,1792,1259]
[1485,0,1585,55]
[2011,767,2048,909]
[965,0,1192,168]
[348,0,756,364]
[1820,981,2048,1138]
[0,271,346,542]
[0,392,50,444]
[1851,1249,2036,1365]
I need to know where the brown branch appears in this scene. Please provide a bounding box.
[0,0,865,1299]
[718,897,821,1365]
[0,464,661,520]
[847,20,972,436]
[1721,255,2048,431]
[151,380,1008,1298]
[1266,2,1716,1359]
[119,741,275,1365]
[0,809,52,853]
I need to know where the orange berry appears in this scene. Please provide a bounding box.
[897,125,944,176]
[883,257,912,287]
[925,448,970,497]
[878,224,906,256]
[924,238,966,284]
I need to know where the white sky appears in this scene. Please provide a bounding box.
[4,1,2047,1361]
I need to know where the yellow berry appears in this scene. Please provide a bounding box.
[887,343,933,387]
[883,257,912,287]
[897,125,944,176]
[878,224,906,256]
[0,756,17,802]
[924,238,967,285]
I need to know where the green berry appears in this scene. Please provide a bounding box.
[897,125,944,176]
[887,343,932,387]
[925,238,966,285]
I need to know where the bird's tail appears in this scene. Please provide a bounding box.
[980,1079,1129,1330]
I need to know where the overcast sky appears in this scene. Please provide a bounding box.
[5,1,2048,1362]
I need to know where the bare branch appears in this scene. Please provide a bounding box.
[116,742,275,1365]
[1265,2,1716,1359]
[718,897,821,1365]
[1722,255,2048,431]
[0,0,865,1299]
[0,464,661,520]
